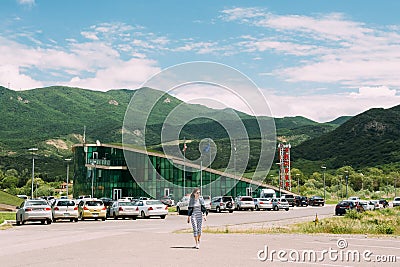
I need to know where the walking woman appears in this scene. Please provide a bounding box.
[187,188,208,249]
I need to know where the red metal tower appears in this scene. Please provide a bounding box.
[278,143,291,191]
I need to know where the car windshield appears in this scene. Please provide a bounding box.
[119,202,134,206]
[394,197,400,201]
[146,200,163,205]
[259,198,269,201]
[85,201,103,206]
[241,197,253,201]
[26,200,48,206]
[57,200,75,206]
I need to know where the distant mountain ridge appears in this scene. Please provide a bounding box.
[0,85,348,179]
[292,105,400,169]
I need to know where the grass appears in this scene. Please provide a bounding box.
[201,207,400,236]
[0,190,24,207]
[0,212,16,225]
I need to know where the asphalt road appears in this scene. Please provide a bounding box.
[1,205,399,267]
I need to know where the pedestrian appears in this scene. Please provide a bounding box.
[187,188,208,249]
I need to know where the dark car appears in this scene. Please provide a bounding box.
[379,199,389,208]
[335,200,356,215]
[294,196,308,207]
[309,196,325,206]
[281,194,295,207]
[160,196,174,207]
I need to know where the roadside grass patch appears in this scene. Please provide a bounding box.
[200,207,400,236]
[0,212,16,225]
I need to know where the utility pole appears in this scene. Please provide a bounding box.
[321,166,326,200]
[28,148,38,199]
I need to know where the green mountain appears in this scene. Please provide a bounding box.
[0,85,344,180]
[292,105,400,169]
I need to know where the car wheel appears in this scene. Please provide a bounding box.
[250,208,254,211]
[74,218,78,222]
[47,219,52,225]
[102,217,106,221]
[41,220,45,225]
[132,216,137,220]
[160,215,166,219]
[285,208,289,211]
[216,206,221,213]
[229,210,234,213]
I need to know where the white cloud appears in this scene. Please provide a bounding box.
[65,58,160,90]
[81,31,99,41]
[17,0,35,7]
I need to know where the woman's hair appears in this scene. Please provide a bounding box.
[190,188,200,198]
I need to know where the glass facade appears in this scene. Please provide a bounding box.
[72,144,265,201]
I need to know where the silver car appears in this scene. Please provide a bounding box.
[51,199,79,222]
[176,196,190,215]
[109,200,139,220]
[253,198,273,211]
[272,198,290,211]
[16,199,53,225]
[235,196,255,211]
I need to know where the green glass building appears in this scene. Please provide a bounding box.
[72,144,287,201]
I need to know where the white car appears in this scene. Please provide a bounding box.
[109,200,139,220]
[133,199,168,219]
[359,200,375,211]
[253,198,273,211]
[51,199,79,222]
[272,198,290,211]
[235,196,255,211]
[202,195,211,211]
[16,199,52,225]
[176,196,190,215]
[393,197,400,207]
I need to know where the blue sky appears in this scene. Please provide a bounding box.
[1,0,400,122]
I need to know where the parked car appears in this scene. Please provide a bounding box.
[271,198,290,211]
[253,198,273,211]
[370,200,383,209]
[359,200,375,211]
[160,196,175,207]
[335,200,357,215]
[280,194,295,207]
[235,196,255,211]
[109,200,139,220]
[133,199,168,219]
[51,199,79,222]
[201,195,211,211]
[392,197,400,207]
[78,199,106,221]
[308,196,325,206]
[379,199,389,208]
[176,196,190,215]
[210,196,235,213]
[294,196,308,207]
[16,199,52,225]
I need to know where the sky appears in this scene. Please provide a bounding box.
[1,0,400,122]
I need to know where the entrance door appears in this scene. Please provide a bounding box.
[246,187,253,196]
[113,189,122,200]
[164,188,170,197]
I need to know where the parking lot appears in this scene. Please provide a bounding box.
[1,204,399,266]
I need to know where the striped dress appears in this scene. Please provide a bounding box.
[190,199,203,237]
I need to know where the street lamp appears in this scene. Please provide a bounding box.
[276,163,281,197]
[321,166,326,200]
[344,170,349,199]
[65,158,72,198]
[28,148,38,199]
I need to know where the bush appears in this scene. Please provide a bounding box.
[344,209,363,220]
[376,223,394,234]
